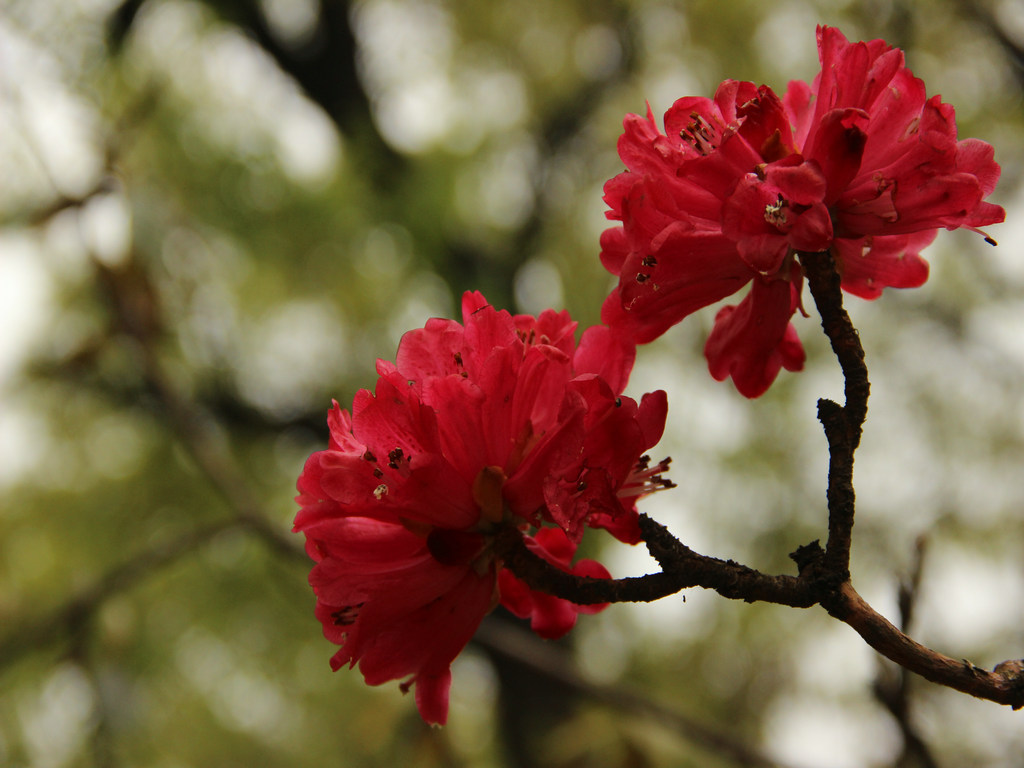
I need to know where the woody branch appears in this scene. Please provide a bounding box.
[501,251,1024,710]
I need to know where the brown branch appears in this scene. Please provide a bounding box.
[826,582,1024,709]
[501,245,1024,712]
[796,252,1024,707]
[497,515,818,608]
[502,515,1024,709]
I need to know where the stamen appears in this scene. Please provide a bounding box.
[516,328,537,345]
[618,456,676,500]
[680,112,717,155]
[331,603,364,626]
[969,226,999,246]
[386,447,413,477]
[764,194,789,227]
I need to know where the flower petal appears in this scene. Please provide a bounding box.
[834,233,934,299]
[705,274,806,398]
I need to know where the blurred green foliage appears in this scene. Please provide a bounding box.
[1,0,1023,766]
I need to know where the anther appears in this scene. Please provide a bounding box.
[331,603,364,626]
[387,448,404,469]
[764,194,789,227]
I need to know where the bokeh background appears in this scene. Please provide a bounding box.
[2,0,1023,766]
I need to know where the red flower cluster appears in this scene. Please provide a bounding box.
[294,292,670,724]
[295,24,1006,727]
[600,25,1004,397]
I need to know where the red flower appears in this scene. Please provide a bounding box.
[294,292,670,724]
[601,25,1004,397]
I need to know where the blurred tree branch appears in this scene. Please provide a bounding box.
[473,617,810,768]
[105,0,642,311]
[0,518,238,668]
[90,249,307,561]
[952,0,1024,88]
[107,0,407,189]
[1,236,308,668]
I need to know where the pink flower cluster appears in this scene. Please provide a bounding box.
[600,25,1004,396]
[294,292,669,724]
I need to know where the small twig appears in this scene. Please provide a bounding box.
[4,178,116,228]
[796,252,1024,707]
[873,537,940,768]
[66,626,119,768]
[2,81,160,228]
[897,536,928,645]
[140,348,306,562]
